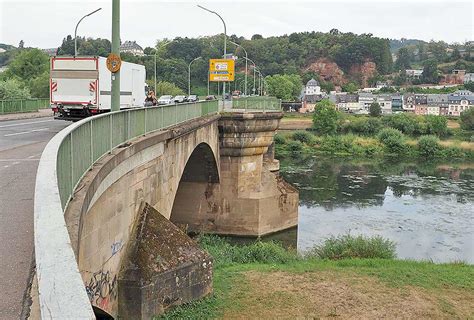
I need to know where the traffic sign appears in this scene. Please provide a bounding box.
[209,59,235,82]
[106,53,122,73]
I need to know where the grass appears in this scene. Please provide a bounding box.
[155,235,474,319]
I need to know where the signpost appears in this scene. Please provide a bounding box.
[209,59,235,82]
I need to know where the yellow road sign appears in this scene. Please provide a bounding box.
[209,59,235,82]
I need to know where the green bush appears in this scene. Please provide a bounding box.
[345,117,383,135]
[417,135,440,157]
[292,130,314,144]
[319,135,355,154]
[274,134,286,145]
[440,146,465,158]
[197,235,297,268]
[287,140,304,155]
[312,100,340,135]
[425,115,448,137]
[307,234,396,260]
[460,108,474,130]
[383,113,420,135]
[377,128,406,154]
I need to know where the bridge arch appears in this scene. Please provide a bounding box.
[170,142,220,230]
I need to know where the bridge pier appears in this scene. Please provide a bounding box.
[171,112,299,236]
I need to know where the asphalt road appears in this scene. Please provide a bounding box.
[0,117,69,319]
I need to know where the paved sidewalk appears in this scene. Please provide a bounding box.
[0,109,53,122]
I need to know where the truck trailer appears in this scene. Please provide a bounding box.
[50,56,146,120]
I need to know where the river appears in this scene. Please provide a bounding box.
[277,156,474,264]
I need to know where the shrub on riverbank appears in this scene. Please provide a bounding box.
[307,234,396,260]
[418,135,441,157]
[377,128,406,154]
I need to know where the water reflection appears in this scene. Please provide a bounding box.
[278,156,474,264]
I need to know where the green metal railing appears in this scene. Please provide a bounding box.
[231,96,281,111]
[56,100,218,209]
[0,98,50,114]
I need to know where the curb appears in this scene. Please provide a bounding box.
[0,110,53,122]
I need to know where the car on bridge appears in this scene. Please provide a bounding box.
[157,95,174,105]
[174,95,186,103]
[186,95,198,102]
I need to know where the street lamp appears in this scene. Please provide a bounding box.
[229,40,248,96]
[242,57,256,95]
[188,57,202,96]
[74,8,102,56]
[197,4,227,101]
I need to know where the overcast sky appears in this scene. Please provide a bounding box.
[0,0,472,49]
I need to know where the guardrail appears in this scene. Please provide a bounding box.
[231,96,281,111]
[34,100,218,319]
[0,98,49,114]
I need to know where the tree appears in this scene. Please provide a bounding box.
[0,79,31,99]
[451,48,461,61]
[4,48,49,81]
[18,40,24,49]
[29,72,50,98]
[312,99,339,135]
[464,82,474,91]
[251,34,263,40]
[155,81,185,96]
[341,82,358,93]
[394,47,411,70]
[265,74,302,101]
[422,59,439,84]
[369,102,381,117]
[460,108,474,130]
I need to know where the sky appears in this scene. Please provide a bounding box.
[0,0,472,49]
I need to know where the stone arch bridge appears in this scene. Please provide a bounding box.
[34,100,298,319]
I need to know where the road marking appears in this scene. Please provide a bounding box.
[0,119,55,128]
[4,128,50,137]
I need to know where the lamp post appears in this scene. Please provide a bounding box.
[188,57,202,96]
[242,57,256,95]
[229,40,248,96]
[74,8,102,56]
[197,5,226,101]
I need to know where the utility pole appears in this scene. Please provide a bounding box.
[111,0,120,111]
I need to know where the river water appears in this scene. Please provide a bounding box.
[278,156,474,264]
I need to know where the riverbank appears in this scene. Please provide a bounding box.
[275,131,474,160]
[157,236,474,319]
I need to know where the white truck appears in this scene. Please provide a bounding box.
[50,56,146,120]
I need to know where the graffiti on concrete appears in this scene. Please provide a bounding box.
[111,240,122,256]
[85,270,117,311]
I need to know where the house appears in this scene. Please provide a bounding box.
[403,93,416,112]
[405,69,423,78]
[415,104,428,115]
[426,94,448,116]
[358,92,375,113]
[42,48,57,56]
[336,94,359,113]
[300,94,324,113]
[376,94,392,114]
[376,81,389,89]
[391,95,404,112]
[464,73,474,84]
[448,93,474,116]
[305,78,321,95]
[120,41,144,56]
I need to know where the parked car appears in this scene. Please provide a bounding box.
[186,95,198,102]
[174,95,186,103]
[205,95,216,101]
[157,95,174,105]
